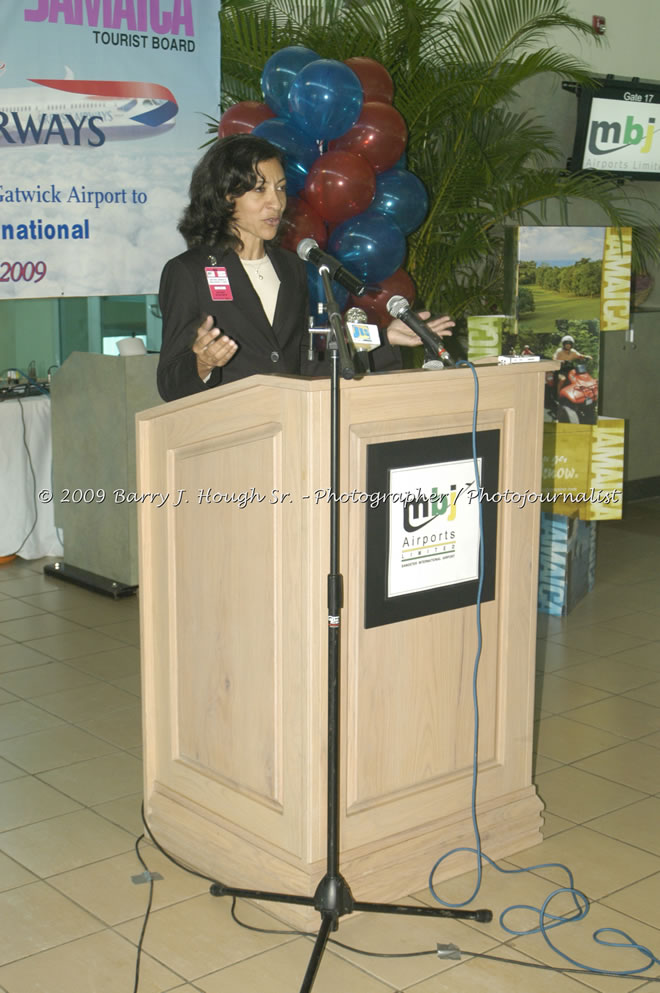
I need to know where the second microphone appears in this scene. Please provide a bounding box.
[385,295,455,367]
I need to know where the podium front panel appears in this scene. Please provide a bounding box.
[137,366,547,919]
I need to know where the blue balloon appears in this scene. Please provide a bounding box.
[252,118,320,196]
[262,46,320,117]
[372,168,429,234]
[307,264,350,322]
[328,209,406,284]
[288,59,363,140]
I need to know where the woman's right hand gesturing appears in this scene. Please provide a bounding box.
[193,315,238,380]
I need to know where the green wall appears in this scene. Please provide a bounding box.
[0,298,59,379]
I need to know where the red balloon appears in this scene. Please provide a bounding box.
[279,196,327,253]
[344,57,394,104]
[350,268,417,328]
[304,150,376,225]
[329,102,407,174]
[218,101,275,137]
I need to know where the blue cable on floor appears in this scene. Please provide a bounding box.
[427,359,660,978]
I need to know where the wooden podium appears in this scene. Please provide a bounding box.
[137,362,547,923]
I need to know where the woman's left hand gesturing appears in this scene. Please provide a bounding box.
[386,311,455,347]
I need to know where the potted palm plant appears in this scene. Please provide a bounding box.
[216,0,660,323]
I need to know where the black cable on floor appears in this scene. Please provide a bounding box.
[132,834,154,993]
[229,898,660,976]
[133,808,660,983]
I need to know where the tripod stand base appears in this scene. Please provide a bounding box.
[209,878,492,924]
[209,877,492,993]
[313,872,354,917]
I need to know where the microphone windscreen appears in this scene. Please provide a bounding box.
[385,295,411,319]
[296,237,318,262]
[345,307,368,324]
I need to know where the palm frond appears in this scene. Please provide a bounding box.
[446,0,600,68]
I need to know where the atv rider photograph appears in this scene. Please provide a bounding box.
[553,334,592,364]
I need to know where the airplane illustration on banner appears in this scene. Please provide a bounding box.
[0,65,178,146]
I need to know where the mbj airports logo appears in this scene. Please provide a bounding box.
[403,485,460,533]
[589,115,655,156]
[585,98,659,171]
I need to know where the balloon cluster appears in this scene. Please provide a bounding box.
[218,47,429,326]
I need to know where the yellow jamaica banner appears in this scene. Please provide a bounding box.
[601,227,632,331]
[542,417,624,521]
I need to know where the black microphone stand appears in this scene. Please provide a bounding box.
[209,266,492,992]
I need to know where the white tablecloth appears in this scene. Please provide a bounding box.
[0,394,64,559]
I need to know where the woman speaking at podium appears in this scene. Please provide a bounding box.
[157,134,452,402]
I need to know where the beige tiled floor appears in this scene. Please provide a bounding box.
[0,500,659,992]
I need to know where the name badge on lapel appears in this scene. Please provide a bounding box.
[205,266,233,302]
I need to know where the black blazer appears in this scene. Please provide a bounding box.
[157,244,309,402]
[157,243,402,402]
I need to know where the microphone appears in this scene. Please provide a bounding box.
[297,238,366,296]
[344,306,381,352]
[385,295,454,367]
[344,306,367,324]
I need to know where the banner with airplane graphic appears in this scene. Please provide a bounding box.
[0,1,220,297]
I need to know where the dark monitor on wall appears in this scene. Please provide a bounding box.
[566,76,660,181]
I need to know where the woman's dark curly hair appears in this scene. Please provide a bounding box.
[178,134,286,253]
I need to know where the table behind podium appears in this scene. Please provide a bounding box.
[0,394,62,559]
[50,352,161,590]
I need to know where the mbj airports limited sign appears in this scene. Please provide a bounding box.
[584,96,660,174]
[387,459,481,599]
